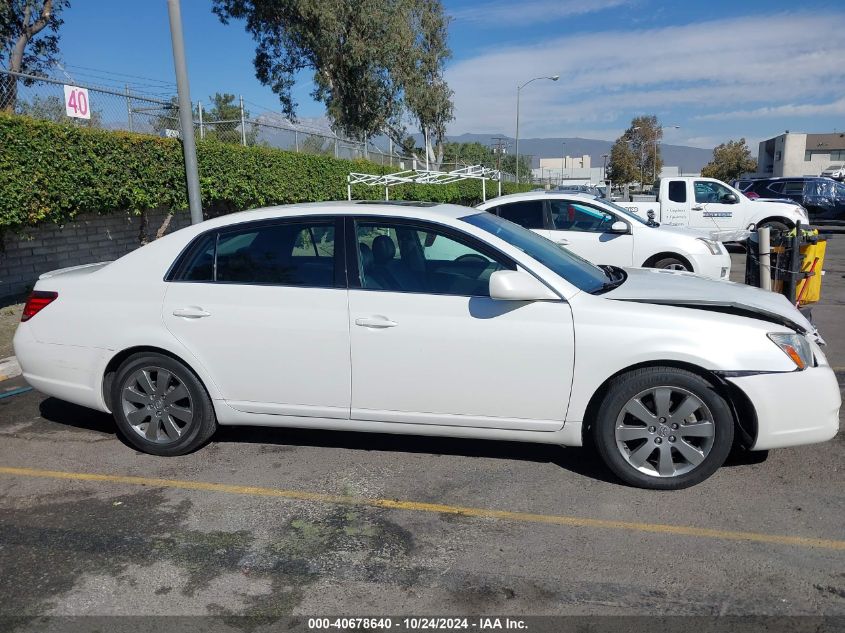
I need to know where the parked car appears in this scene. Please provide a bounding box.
[14,202,840,489]
[743,177,845,222]
[476,192,731,279]
[624,177,809,238]
[820,164,845,180]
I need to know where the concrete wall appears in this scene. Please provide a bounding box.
[0,209,191,303]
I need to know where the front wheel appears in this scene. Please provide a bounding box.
[593,367,734,489]
[757,219,789,233]
[112,353,217,456]
[652,256,691,271]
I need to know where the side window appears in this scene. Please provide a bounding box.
[782,181,805,196]
[355,220,512,297]
[694,181,734,204]
[174,220,336,287]
[548,200,615,233]
[668,181,687,203]
[767,182,785,195]
[496,200,545,229]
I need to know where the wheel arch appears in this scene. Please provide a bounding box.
[641,252,694,271]
[580,360,757,450]
[102,345,215,412]
[755,216,794,230]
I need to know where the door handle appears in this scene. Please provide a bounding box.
[556,239,569,246]
[172,307,211,319]
[355,316,398,328]
[692,205,704,211]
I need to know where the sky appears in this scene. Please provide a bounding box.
[36,0,845,149]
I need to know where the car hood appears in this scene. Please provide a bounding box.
[604,267,820,340]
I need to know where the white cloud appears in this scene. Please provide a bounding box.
[449,0,634,26]
[445,12,845,140]
[696,98,845,120]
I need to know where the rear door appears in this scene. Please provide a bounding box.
[163,216,351,419]
[657,179,692,227]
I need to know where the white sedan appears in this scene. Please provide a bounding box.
[477,192,732,279]
[13,202,840,489]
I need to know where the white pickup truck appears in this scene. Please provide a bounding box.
[622,177,809,241]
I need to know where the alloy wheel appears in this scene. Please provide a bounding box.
[121,366,194,444]
[614,386,716,478]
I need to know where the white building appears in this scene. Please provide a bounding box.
[757,132,845,177]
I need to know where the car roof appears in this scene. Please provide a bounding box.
[477,191,599,207]
[193,200,480,231]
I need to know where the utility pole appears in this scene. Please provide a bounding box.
[167,0,203,225]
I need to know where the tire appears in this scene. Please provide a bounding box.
[652,256,690,271]
[757,219,789,233]
[111,353,217,456]
[593,367,734,490]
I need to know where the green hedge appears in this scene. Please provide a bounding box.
[0,114,531,231]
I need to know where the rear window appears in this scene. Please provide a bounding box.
[495,200,545,229]
[782,181,805,195]
[667,181,686,203]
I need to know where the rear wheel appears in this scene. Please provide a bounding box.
[652,256,691,271]
[112,353,217,456]
[593,367,734,489]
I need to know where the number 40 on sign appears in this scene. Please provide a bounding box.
[63,85,90,120]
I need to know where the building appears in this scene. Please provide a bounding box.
[530,160,694,186]
[757,132,845,178]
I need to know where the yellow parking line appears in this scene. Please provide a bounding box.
[1,465,844,551]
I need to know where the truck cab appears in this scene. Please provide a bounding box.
[624,177,809,240]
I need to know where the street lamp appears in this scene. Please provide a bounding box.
[515,74,559,182]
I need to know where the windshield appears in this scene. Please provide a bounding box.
[597,199,651,225]
[461,212,609,293]
[825,165,843,170]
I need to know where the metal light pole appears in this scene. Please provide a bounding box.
[515,74,559,183]
[561,141,566,185]
[167,0,203,225]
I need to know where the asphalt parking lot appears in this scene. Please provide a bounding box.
[0,229,844,625]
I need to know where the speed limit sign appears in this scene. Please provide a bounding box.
[63,85,91,120]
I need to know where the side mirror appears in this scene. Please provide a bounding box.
[609,220,629,234]
[489,270,559,302]
[723,193,739,204]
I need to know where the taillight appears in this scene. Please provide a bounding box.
[745,191,760,199]
[21,291,58,322]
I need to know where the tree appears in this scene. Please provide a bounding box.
[212,0,454,166]
[1,0,70,112]
[608,115,664,187]
[701,138,757,182]
[606,137,638,185]
[204,92,259,145]
[500,154,532,183]
[441,141,495,168]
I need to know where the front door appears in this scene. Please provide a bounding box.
[542,199,634,267]
[690,180,742,230]
[163,216,351,419]
[348,217,574,431]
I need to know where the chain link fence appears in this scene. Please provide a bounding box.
[0,69,420,165]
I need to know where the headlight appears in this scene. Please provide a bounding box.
[697,238,722,255]
[767,332,813,370]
